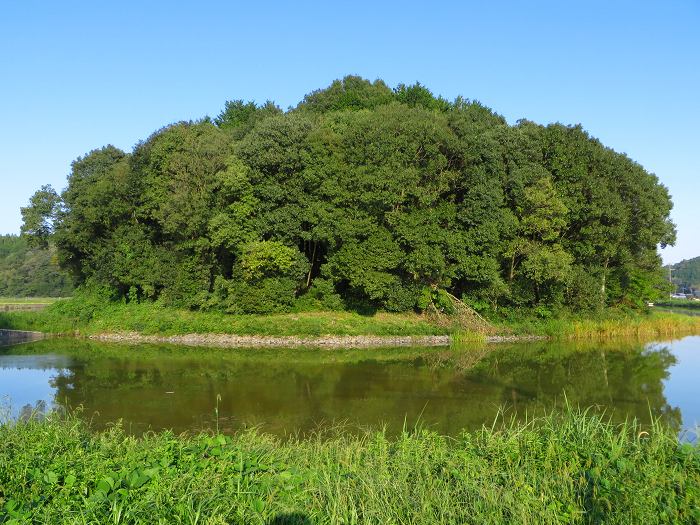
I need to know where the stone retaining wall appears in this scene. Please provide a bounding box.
[88,332,547,348]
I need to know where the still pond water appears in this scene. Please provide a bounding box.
[1,336,699,438]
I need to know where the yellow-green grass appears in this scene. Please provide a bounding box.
[563,312,700,339]
[495,310,700,340]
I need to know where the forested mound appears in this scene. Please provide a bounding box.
[669,257,700,292]
[0,235,72,297]
[20,76,675,314]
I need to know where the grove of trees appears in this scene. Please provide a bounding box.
[20,76,676,314]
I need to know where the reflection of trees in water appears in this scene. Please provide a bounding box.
[17,399,48,421]
[433,342,682,432]
[424,345,495,372]
[0,395,10,422]
[45,340,682,435]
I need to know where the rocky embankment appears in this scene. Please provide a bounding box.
[87,332,546,348]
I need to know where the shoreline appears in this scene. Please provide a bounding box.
[86,331,547,348]
[1,328,548,348]
[3,304,700,349]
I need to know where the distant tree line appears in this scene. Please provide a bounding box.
[669,257,700,294]
[20,76,675,314]
[0,235,73,297]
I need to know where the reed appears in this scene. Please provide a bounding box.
[565,313,700,340]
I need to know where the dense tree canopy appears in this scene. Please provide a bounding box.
[21,76,676,313]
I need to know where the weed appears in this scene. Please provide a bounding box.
[0,409,697,524]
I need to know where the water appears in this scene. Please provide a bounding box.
[1,336,698,438]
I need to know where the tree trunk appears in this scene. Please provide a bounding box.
[306,241,317,288]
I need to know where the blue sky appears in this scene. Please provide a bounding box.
[1,0,697,263]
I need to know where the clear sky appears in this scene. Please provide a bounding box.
[1,0,697,264]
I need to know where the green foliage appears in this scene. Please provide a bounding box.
[297,75,395,112]
[19,76,676,314]
[293,278,345,311]
[0,411,697,524]
[20,184,61,248]
[669,256,700,292]
[394,81,451,111]
[214,99,282,139]
[238,241,308,282]
[210,241,310,314]
[0,235,72,297]
[214,276,300,315]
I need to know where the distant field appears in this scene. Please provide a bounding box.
[0,297,65,304]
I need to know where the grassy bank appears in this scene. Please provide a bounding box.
[656,299,700,311]
[0,299,448,337]
[1,411,697,524]
[1,297,700,342]
[501,309,700,340]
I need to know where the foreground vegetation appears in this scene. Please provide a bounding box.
[1,410,697,524]
[2,296,700,341]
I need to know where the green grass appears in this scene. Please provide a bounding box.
[494,308,700,340]
[2,297,700,341]
[0,298,449,337]
[656,298,700,310]
[0,409,697,524]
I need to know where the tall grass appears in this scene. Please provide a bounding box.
[501,309,700,340]
[449,329,487,345]
[1,409,697,524]
[565,314,700,339]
